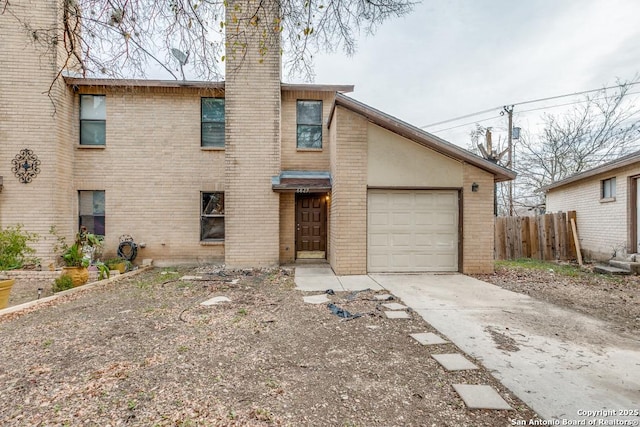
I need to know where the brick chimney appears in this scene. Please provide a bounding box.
[224,0,282,267]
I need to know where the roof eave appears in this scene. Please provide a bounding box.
[64,77,354,94]
[330,94,515,182]
[64,76,226,89]
[543,150,640,192]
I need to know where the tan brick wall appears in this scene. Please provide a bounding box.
[546,164,640,260]
[71,86,226,264]
[0,0,75,264]
[328,107,368,274]
[279,193,295,263]
[281,90,333,171]
[224,0,281,268]
[462,164,495,274]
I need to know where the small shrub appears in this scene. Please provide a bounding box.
[94,262,110,280]
[0,225,39,270]
[53,274,74,292]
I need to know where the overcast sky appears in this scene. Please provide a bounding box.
[296,0,640,148]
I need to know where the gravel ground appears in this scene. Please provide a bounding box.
[473,261,640,337]
[0,266,538,426]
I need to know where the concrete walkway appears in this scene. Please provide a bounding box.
[295,266,640,422]
[294,265,383,291]
[374,273,640,423]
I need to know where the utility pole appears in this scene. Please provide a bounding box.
[503,105,514,216]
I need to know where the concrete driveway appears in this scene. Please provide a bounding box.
[373,273,640,423]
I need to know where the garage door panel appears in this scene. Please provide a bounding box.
[414,233,436,246]
[390,253,412,268]
[391,233,411,247]
[369,233,389,247]
[370,212,389,226]
[392,212,412,226]
[369,253,390,270]
[414,212,434,226]
[368,189,458,273]
[434,213,456,226]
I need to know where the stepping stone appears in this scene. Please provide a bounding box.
[410,332,449,345]
[303,294,330,304]
[382,302,408,310]
[201,296,232,306]
[452,384,512,410]
[385,310,410,319]
[432,354,478,371]
[374,294,394,301]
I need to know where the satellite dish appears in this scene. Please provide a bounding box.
[171,48,189,81]
[171,48,189,65]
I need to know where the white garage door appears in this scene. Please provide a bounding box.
[368,189,459,272]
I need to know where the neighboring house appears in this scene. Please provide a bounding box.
[0,0,514,274]
[544,150,640,261]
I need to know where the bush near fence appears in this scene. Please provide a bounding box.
[495,211,578,261]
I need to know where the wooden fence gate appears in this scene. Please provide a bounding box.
[494,211,578,261]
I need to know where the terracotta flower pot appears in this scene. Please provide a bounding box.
[62,266,89,287]
[0,278,15,309]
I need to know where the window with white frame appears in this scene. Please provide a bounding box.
[296,100,322,149]
[79,190,105,235]
[201,98,225,148]
[80,95,106,145]
[201,192,224,240]
[602,177,616,199]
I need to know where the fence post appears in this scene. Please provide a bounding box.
[567,210,577,259]
[495,217,506,260]
[530,217,541,259]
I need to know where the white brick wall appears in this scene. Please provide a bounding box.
[546,164,640,260]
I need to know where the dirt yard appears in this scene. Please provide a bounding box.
[473,260,640,337]
[0,266,538,426]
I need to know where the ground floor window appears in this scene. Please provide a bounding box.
[602,177,616,199]
[79,190,105,235]
[201,192,224,241]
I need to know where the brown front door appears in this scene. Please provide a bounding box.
[296,193,327,259]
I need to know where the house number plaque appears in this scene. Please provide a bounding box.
[296,188,310,193]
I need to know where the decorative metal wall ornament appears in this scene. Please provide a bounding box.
[11,148,41,184]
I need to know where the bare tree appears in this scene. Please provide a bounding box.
[516,80,640,211]
[1,0,414,82]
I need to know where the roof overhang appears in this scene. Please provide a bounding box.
[328,94,516,183]
[64,77,353,94]
[543,150,640,192]
[272,171,332,193]
[64,76,225,89]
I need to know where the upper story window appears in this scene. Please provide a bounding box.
[202,98,225,148]
[602,177,616,199]
[79,190,105,236]
[80,95,106,145]
[297,100,322,149]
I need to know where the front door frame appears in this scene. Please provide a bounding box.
[629,175,640,254]
[295,192,328,259]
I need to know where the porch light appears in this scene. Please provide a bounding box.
[471,182,479,192]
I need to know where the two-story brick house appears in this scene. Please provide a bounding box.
[0,0,514,274]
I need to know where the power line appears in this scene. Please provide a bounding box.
[516,90,640,115]
[432,115,503,133]
[421,80,640,129]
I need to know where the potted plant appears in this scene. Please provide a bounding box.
[60,227,103,287]
[0,275,15,309]
[0,225,39,308]
[104,257,127,274]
